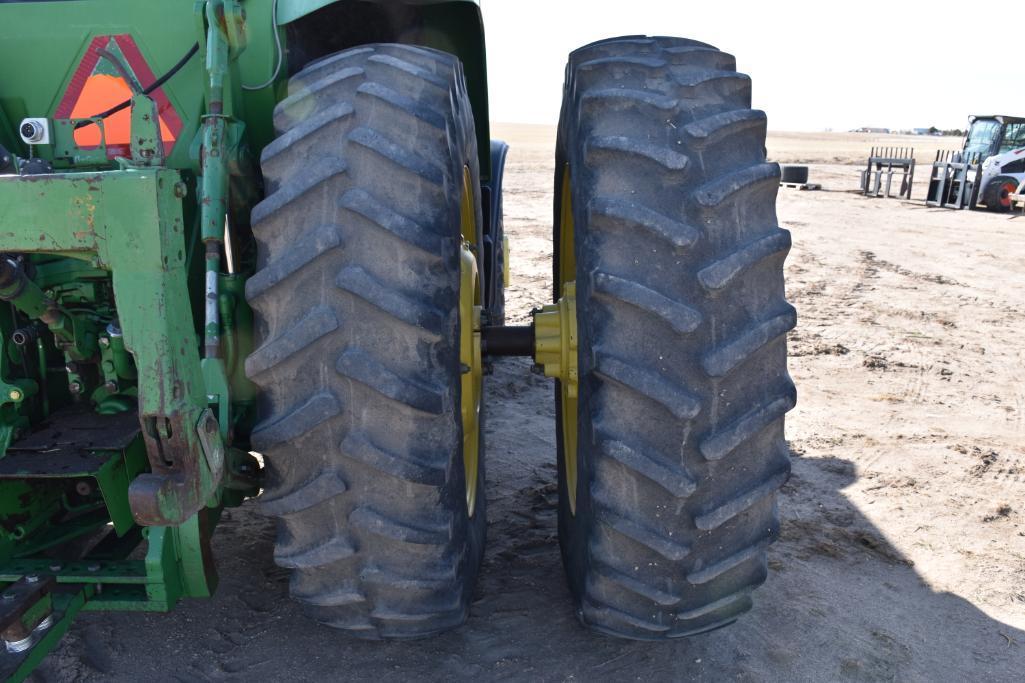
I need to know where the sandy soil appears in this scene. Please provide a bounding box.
[34,127,1025,682]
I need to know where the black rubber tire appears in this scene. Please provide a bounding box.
[982,174,1018,212]
[491,226,506,325]
[554,36,795,639]
[484,139,509,326]
[780,164,809,184]
[246,43,486,638]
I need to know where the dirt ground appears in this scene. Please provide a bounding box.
[35,126,1025,682]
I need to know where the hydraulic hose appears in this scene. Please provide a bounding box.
[75,43,200,129]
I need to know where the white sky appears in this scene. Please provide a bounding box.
[483,0,1016,131]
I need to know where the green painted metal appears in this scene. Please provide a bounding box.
[0,1,261,669]
[0,0,284,166]
[0,169,229,525]
[277,0,479,25]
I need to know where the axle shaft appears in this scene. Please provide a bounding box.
[481,325,534,357]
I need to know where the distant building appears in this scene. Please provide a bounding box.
[853,127,891,134]
[913,128,930,135]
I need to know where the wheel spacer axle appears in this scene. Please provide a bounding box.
[480,324,534,356]
[481,283,578,401]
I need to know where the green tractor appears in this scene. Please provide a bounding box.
[0,0,794,676]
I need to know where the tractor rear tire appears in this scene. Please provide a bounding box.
[246,44,486,638]
[982,175,1018,212]
[554,36,795,639]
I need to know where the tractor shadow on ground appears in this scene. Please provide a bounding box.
[33,359,1025,682]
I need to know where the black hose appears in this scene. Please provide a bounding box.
[75,42,200,130]
[96,48,143,95]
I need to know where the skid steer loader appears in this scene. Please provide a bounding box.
[927,114,1025,210]
[0,0,793,677]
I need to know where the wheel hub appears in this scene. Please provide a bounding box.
[533,282,579,512]
[459,167,483,517]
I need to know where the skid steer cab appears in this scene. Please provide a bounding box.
[928,114,1025,210]
[0,0,794,679]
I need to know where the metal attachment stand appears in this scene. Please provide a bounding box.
[926,151,981,209]
[860,147,915,199]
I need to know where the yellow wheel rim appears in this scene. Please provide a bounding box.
[557,164,579,514]
[459,166,483,516]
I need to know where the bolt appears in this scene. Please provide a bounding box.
[87,563,100,572]
[68,381,83,395]
[173,181,187,199]
[1,593,14,601]
[49,564,61,572]
[24,574,38,584]
[7,389,21,402]
[98,337,110,348]
[104,381,119,393]
[65,362,79,374]
[75,481,93,497]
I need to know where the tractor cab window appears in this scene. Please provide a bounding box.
[999,123,1025,153]
[964,119,1001,160]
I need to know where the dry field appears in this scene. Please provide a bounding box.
[767,130,961,166]
[37,127,1024,682]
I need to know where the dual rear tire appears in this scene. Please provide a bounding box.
[247,36,793,640]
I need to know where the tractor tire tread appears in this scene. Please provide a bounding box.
[247,44,484,638]
[556,35,794,639]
